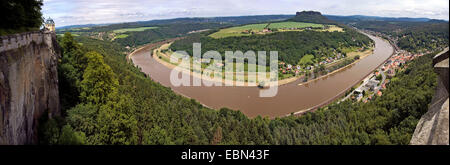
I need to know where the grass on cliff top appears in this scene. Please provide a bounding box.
[209,23,269,38]
[268,22,324,29]
[113,27,158,33]
[208,22,342,39]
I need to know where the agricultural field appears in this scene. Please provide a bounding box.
[209,23,268,38]
[112,27,158,33]
[62,27,91,31]
[209,21,343,38]
[57,33,80,37]
[115,34,128,38]
[111,34,129,40]
[321,25,344,32]
[268,21,324,29]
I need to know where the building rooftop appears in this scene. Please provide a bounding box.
[45,17,55,24]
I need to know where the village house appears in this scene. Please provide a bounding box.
[377,91,382,97]
[287,64,292,70]
[261,28,272,33]
[215,63,224,67]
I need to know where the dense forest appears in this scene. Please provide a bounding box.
[0,0,44,35]
[57,15,295,32]
[113,23,226,47]
[396,23,449,53]
[169,27,372,65]
[351,21,449,53]
[39,32,436,145]
[56,15,298,48]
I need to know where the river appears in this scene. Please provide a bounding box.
[131,32,394,118]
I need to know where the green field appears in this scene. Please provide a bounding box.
[340,46,358,53]
[113,27,158,33]
[209,22,330,38]
[268,22,324,29]
[209,23,268,38]
[115,34,129,39]
[57,33,79,37]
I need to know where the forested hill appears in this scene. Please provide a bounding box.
[40,33,436,145]
[113,23,226,47]
[346,21,449,53]
[326,15,440,24]
[57,15,295,31]
[170,26,371,65]
[325,13,449,54]
[396,23,449,53]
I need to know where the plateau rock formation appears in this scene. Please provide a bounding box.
[291,11,337,24]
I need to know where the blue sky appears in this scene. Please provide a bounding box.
[42,0,450,27]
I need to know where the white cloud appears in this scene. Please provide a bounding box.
[42,0,449,27]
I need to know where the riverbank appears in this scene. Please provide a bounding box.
[297,47,374,86]
[127,37,183,62]
[292,37,395,116]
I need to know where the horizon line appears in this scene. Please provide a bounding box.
[54,13,449,28]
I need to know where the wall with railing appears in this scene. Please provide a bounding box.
[0,30,53,53]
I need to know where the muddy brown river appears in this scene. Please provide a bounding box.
[131,33,394,118]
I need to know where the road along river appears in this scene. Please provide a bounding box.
[130,32,394,118]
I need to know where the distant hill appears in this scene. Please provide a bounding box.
[427,19,448,23]
[325,15,448,24]
[57,15,294,31]
[56,23,110,30]
[135,15,294,25]
[289,11,337,24]
[58,13,448,32]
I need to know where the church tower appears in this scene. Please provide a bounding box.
[44,17,55,31]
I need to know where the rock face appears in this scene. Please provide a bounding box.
[410,47,449,145]
[292,11,336,24]
[0,30,60,144]
[296,11,322,16]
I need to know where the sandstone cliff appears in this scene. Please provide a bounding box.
[0,30,60,144]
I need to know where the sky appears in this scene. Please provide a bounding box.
[42,0,450,27]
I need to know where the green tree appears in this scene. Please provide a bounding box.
[96,96,138,145]
[58,32,87,110]
[58,125,87,145]
[80,51,119,105]
[66,103,99,142]
[39,118,60,145]
[143,126,173,145]
[0,0,44,35]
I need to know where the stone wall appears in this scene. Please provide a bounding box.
[0,30,60,144]
[410,47,449,145]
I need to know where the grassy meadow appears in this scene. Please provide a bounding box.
[209,23,268,38]
[208,21,343,38]
[268,21,324,29]
[113,27,158,33]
